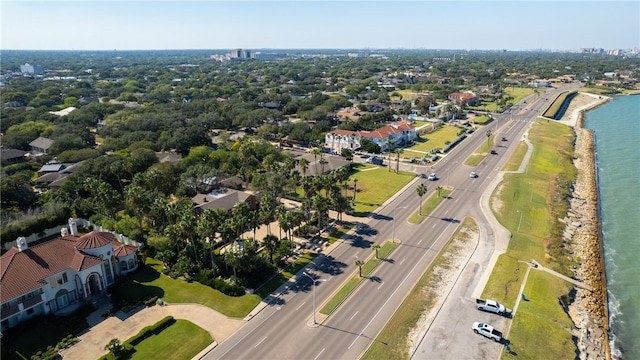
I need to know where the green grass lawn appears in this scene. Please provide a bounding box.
[113,258,261,318]
[482,119,579,359]
[362,218,477,360]
[325,223,354,244]
[408,188,451,224]
[502,141,528,171]
[402,125,462,156]
[463,134,495,166]
[127,319,212,360]
[506,271,575,360]
[320,242,397,315]
[349,167,415,216]
[472,115,492,125]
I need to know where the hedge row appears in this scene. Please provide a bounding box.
[126,316,176,346]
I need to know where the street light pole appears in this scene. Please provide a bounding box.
[302,272,325,325]
[392,206,408,243]
[529,182,534,202]
[517,210,523,233]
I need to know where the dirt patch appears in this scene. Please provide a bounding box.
[407,227,477,354]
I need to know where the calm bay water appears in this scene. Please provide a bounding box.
[583,94,640,359]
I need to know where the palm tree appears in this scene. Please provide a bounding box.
[372,244,381,259]
[262,234,280,264]
[436,185,443,198]
[311,148,322,175]
[416,183,427,215]
[394,148,402,173]
[352,178,359,201]
[486,129,492,146]
[386,140,393,172]
[319,158,328,175]
[355,259,365,277]
[299,158,310,177]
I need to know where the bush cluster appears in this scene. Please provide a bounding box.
[194,271,245,297]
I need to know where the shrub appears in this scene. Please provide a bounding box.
[143,296,158,307]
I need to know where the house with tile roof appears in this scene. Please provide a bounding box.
[324,121,416,154]
[0,218,138,332]
[447,92,479,106]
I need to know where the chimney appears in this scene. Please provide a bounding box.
[17,237,28,252]
[69,218,78,236]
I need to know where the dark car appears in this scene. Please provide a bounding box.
[501,137,507,141]
[490,150,498,155]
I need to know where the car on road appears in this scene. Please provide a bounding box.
[501,137,507,141]
[490,149,498,155]
[360,154,370,159]
[470,172,478,178]
[427,173,438,181]
[472,322,503,342]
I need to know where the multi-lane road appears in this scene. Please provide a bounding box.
[204,84,580,360]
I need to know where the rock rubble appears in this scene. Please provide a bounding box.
[562,94,611,360]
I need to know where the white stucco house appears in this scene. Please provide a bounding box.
[325,121,417,153]
[0,219,138,332]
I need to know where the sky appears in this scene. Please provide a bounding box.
[1,1,638,51]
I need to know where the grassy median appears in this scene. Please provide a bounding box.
[362,217,477,360]
[320,241,397,315]
[408,188,452,224]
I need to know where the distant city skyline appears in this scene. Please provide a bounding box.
[1,1,638,51]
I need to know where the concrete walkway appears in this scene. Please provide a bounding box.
[60,301,244,360]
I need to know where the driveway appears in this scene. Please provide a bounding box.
[60,300,244,360]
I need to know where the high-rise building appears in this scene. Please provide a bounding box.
[20,63,44,74]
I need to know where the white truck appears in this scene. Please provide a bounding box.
[475,298,507,314]
[472,322,503,342]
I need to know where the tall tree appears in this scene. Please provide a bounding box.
[416,183,427,215]
[355,259,365,277]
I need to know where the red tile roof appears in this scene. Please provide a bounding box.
[329,121,415,140]
[113,242,138,257]
[75,231,116,249]
[0,236,102,303]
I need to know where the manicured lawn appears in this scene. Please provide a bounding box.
[506,271,575,360]
[402,125,462,156]
[128,319,212,360]
[408,188,451,224]
[362,218,477,360]
[482,119,579,358]
[463,134,494,166]
[501,141,528,171]
[320,242,397,315]
[348,167,415,216]
[472,115,492,125]
[113,258,261,318]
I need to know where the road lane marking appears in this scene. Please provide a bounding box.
[377,282,384,290]
[254,336,268,348]
[417,239,423,245]
[350,311,359,321]
[296,301,306,311]
[314,348,325,360]
[348,223,453,350]
[400,258,406,265]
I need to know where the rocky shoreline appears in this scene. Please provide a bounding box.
[559,93,612,360]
